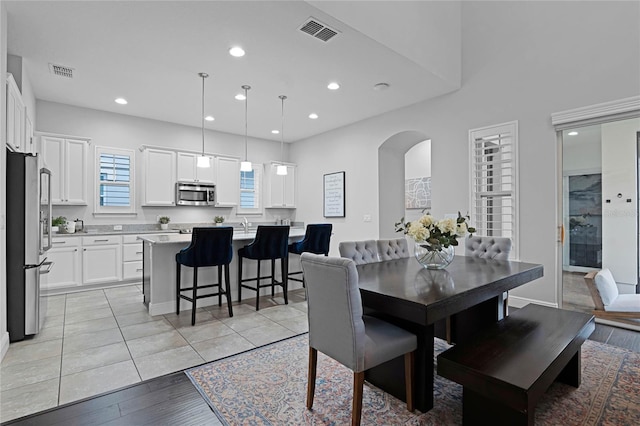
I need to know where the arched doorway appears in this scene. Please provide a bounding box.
[378,130,430,238]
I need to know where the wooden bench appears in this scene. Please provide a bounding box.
[437,304,595,425]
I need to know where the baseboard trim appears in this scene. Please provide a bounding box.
[509,295,558,309]
[1,331,10,361]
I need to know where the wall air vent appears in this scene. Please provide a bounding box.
[48,63,74,78]
[299,18,339,42]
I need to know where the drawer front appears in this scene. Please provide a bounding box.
[82,235,122,246]
[51,237,81,247]
[123,261,143,280]
[123,234,143,244]
[123,243,143,261]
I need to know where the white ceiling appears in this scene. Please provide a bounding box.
[5,1,461,142]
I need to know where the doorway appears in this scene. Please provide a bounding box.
[560,117,640,328]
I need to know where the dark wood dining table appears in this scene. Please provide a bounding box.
[356,255,543,412]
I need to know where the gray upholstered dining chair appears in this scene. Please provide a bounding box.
[301,253,417,426]
[465,236,513,315]
[377,238,410,261]
[338,240,379,264]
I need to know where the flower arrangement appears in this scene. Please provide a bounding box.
[395,211,475,251]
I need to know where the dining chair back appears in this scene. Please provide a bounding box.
[301,253,417,425]
[377,238,410,261]
[338,240,379,264]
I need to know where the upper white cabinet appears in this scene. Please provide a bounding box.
[215,156,239,206]
[265,163,297,208]
[176,152,215,183]
[143,148,176,206]
[24,109,34,154]
[6,74,25,152]
[41,134,89,205]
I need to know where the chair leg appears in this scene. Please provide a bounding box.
[256,260,261,311]
[237,255,243,302]
[282,257,288,305]
[224,264,233,317]
[352,371,365,426]
[271,259,276,297]
[306,347,317,410]
[176,262,181,315]
[404,351,415,412]
[218,266,223,307]
[191,267,198,326]
[504,291,509,317]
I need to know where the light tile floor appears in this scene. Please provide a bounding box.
[0,285,308,423]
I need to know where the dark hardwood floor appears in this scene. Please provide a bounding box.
[4,322,638,425]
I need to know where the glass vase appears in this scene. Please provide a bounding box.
[414,242,455,270]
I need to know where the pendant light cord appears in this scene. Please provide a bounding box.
[200,73,208,157]
[244,86,250,161]
[279,95,287,163]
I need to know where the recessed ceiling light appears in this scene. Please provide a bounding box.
[308,113,318,119]
[373,82,390,91]
[229,46,245,57]
[271,130,280,134]
[327,82,340,90]
[205,116,215,122]
[235,94,246,101]
[115,98,128,105]
[567,131,579,136]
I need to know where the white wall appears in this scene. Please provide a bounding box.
[36,101,293,225]
[291,1,640,307]
[405,140,431,179]
[601,118,640,287]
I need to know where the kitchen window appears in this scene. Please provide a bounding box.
[469,121,519,259]
[95,146,135,214]
[238,163,262,214]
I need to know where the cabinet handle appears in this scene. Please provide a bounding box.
[136,251,143,254]
[53,241,66,244]
[136,268,143,272]
[93,239,109,242]
[74,249,78,252]
[83,248,86,251]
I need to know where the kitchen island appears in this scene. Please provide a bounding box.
[139,228,306,316]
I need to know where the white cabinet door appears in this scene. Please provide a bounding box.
[64,139,88,204]
[24,109,34,154]
[177,152,215,183]
[266,163,296,208]
[41,135,88,205]
[83,244,122,285]
[6,75,24,152]
[143,148,176,206]
[215,157,239,206]
[42,136,65,204]
[45,239,81,290]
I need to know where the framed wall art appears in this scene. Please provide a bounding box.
[323,171,345,218]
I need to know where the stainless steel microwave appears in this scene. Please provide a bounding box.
[175,182,216,206]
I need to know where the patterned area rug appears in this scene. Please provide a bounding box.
[186,334,640,425]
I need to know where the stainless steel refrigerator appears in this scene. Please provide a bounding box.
[7,149,53,342]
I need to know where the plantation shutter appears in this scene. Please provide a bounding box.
[469,121,519,259]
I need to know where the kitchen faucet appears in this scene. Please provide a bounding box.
[242,217,249,233]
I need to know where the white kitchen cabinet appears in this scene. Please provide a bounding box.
[143,148,177,206]
[41,134,89,205]
[6,74,25,152]
[24,109,34,154]
[176,152,216,183]
[82,236,122,285]
[44,237,82,290]
[215,156,239,206]
[265,163,297,208]
[122,234,144,281]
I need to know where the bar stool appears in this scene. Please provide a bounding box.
[176,227,234,325]
[237,225,290,311]
[288,224,332,286]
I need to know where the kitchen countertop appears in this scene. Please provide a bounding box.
[139,227,306,244]
[52,230,181,237]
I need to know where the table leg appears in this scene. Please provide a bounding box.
[556,348,581,387]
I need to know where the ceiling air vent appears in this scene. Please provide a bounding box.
[48,63,74,78]
[299,18,339,42]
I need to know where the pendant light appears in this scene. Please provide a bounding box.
[197,72,211,168]
[276,95,288,176]
[240,85,252,172]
